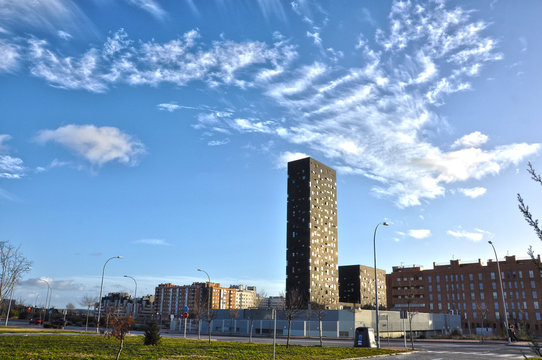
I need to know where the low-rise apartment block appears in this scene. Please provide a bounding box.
[339,264,386,308]
[387,255,542,335]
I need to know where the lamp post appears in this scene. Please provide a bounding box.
[488,241,511,344]
[197,268,212,344]
[39,279,51,323]
[96,256,122,333]
[374,221,389,349]
[124,275,137,319]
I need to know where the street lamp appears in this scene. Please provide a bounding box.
[197,268,212,344]
[96,256,122,333]
[39,279,51,322]
[374,221,389,349]
[488,241,511,344]
[124,275,137,319]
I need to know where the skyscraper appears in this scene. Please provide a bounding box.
[286,157,339,309]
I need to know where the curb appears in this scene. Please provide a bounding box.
[342,351,417,360]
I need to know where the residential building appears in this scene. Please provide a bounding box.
[286,157,339,309]
[154,282,256,319]
[97,292,154,322]
[229,285,258,309]
[386,255,542,335]
[339,264,386,308]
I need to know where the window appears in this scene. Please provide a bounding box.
[470,283,474,290]
[526,312,529,320]
[428,285,432,291]
[428,275,432,282]
[493,292,498,299]
[494,302,499,310]
[437,294,441,301]
[429,294,433,301]
[492,282,496,290]
[523,291,526,299]
[491,272,495,280]
[537,313,541,321]
[530,270,535,278]
[461,274,464,281]
[473,312,477,320]
[429,303,434,310]
[480,293,485,300]
[471,293,475,300]
[472,303,476,310]
[479,283,484,290]
[481,302,486,309]
[519,271,523,279]
[469,274,473,281]
[535,302,540,310]
[436,275,440,283]
[496,312,500,320]
[438,303,442,310]
[478,273,483,281]
[437,285,441,291]
[534,291,538,299]
[445,275,448,282]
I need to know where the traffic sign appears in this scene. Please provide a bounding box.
[184,306,189,313]
[183,312,188,319]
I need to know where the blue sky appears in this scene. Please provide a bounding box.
[1,0,542,308]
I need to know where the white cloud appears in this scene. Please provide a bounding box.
[0,0,93,35]
[0,155,24,179]
[157,103,181,112]
[126,0,166,20]
[408,229,431,239]
[0,39,19,72]
[57,30,72,40]
[36,124,145,167]
[275,151,309,168]
[25,28,296,92]
[133,239,171,246]
[452,131,489,149]
[458,187,487,198]
[208,139,230,146]
[447,228,492,242]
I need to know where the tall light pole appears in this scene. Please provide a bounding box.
[96,256,122,333]
[124,275,137,319]
[488,241,511,344]
[39,279,51,323]
[197,268,212,344]
[374,221,389,349]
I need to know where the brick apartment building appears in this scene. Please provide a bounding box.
[387,255,542,335]
[339,265,386,308]
[154,282,256,319]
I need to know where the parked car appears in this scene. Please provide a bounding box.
[29,319,44,325]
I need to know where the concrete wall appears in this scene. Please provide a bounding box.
[169,309,460,338]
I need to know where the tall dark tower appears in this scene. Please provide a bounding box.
[286,157,338,309]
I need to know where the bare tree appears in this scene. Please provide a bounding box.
[105,308,134,360]
[80,295,97,332]
[310,302,327,346]
[0,241,31,302]
[190,301,202,340]
[404,280,419,350]
[246,309,255,343]
[201,297,218,344]
[228,308,240,335]
[256,289,267,308]
[518,162,542,266]
[282,289,304,349]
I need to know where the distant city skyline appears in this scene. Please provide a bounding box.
[1,0,542,308]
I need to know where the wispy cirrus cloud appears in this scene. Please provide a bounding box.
[126,0,167,20]
[22,28,296,93]
[447,228,493,242]
[0,40,19,72]
[36,124,145,167]
[0,135,24,179]
[133,239,172,246]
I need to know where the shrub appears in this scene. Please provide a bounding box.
[143,322,161,346]
[451,328,462,337]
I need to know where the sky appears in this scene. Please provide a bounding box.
[1,0,542,309]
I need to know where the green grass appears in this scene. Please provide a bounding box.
[0,335,403,359]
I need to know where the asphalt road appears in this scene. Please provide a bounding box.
[165,333,536,359]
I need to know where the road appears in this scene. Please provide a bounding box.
[164,333,535,359]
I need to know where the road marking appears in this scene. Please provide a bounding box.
[425,350,523,359]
